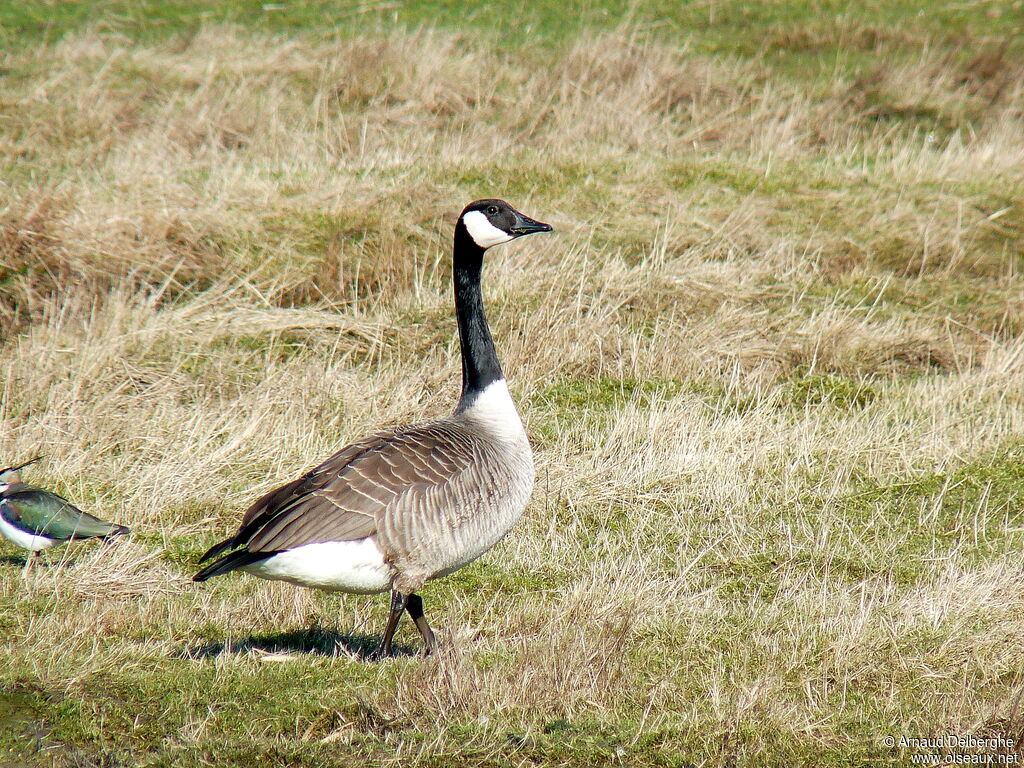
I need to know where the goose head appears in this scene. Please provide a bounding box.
[458,199,552,250]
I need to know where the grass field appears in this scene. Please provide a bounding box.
[2,1,1024,765]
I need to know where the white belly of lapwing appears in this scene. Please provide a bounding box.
[0,509,60,552]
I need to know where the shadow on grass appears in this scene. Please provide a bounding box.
[0,554,29,566]
[177,627,418,661]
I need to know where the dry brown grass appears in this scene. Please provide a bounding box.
[1,20,1024,767]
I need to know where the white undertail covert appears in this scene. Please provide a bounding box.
[241,537,392,594]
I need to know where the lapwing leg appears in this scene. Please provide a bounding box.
[405,593,437,655]
[369,590,408,661]
[22,551,39,578]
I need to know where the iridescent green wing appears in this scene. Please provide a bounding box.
[0,487,123,540]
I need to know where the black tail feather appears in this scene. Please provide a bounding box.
[193,549,274,582]
[197,536,238,564]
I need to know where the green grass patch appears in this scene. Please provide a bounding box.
[532,376,682,413]
[785,374,877,410]
[3,0,1021,74]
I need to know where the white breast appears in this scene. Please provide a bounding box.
[431,380,534,580]
[0,507,60,552]
[460,379,527,442]
[241,537,393,594]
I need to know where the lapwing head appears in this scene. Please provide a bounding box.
[0,455,43,494]
[458,199,552,251]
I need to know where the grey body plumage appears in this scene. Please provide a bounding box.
[194,200,552,657]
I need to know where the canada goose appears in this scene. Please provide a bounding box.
[0,456,130,563]
[194,199,552,658]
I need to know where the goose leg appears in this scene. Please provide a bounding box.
[370,590,408,660]
[405,593,437,655]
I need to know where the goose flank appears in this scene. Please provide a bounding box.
[194,199,552,658]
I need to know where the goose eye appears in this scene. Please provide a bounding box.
[486,205,498,215]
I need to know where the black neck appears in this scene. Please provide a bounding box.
[453,222,503,410]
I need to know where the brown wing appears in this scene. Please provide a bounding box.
[228,422,478,554]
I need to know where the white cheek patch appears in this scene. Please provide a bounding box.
[463,210,514,248]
